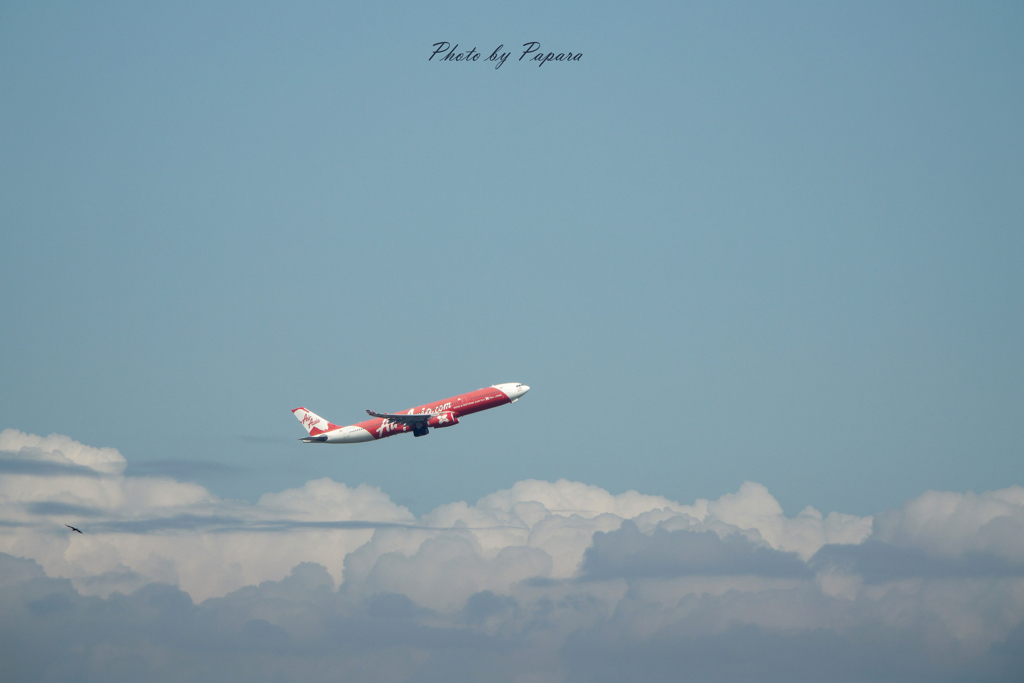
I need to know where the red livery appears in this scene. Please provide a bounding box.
[292,383,529,443]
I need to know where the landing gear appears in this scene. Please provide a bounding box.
[413,424,429,437]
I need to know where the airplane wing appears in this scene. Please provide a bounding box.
[366,410,433,427]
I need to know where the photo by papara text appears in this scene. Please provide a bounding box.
[429,42,582,69]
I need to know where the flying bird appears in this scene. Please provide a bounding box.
[65,524,83,534]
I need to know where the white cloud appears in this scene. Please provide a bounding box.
[0,430,415,600]
[2,430,1023,682]
[1,430,877,604]
[873,486,1024,562]
[0,429,126,474]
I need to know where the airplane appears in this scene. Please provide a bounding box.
[292,383,530,443]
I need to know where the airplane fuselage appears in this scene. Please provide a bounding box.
[292,383,529,443]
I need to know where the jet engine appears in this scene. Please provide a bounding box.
[427,412,460,428]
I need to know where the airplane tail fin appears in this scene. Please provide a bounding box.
[291,407,342,436]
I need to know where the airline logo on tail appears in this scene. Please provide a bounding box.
[292,407,335,435]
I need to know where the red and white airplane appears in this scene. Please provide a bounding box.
[292,383,530,443]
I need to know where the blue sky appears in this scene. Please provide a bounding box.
[2,1,1022,517]
[3,4,1024,681]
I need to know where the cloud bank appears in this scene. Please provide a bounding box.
[1,428,1022,682]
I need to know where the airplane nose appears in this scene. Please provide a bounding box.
[498,383,530,400]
